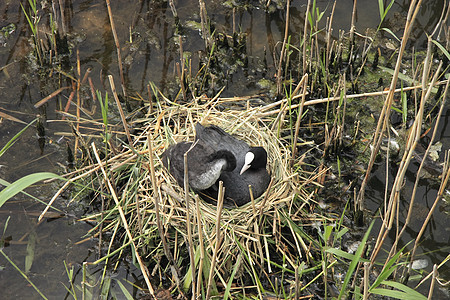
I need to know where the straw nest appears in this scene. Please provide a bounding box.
[134,96,308,260]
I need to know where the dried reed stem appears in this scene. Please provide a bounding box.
[256,82,443,118]
[108,75,133,146]
[195,195,204,299]
[105,0,126,97]
[147,134,180,281]
[38,179,72,222]
[397,79,449,250]
[206,181,224,300]
[249,185,264,268]
[295,264,299,299]
[168,0,178,18]
[34,86,70,108]
[370,41,441,265]
[302,0,311,75]
[325,1,336,71]
[363,262,369,300]
[91,142,155,296]
[427,264,438,299]
[58,0,66,34]
[357,0,424,207]
[179,36,187,101]
[385,60,442,230]
[410,151,450,265]
[184,146,196,297]
[276,0,291,95]
[348,0,357,68]
[74,49,81,157]
[146,83,153,114]
[198,0,210,49]
[291,74,308,165]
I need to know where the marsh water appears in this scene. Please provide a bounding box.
[0,0,449,298]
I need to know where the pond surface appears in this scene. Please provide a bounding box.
[0,0,448,298]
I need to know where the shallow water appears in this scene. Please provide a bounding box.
[0,0,448,298]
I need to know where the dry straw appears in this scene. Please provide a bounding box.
[143,99,303,224]
[134,94,309,288]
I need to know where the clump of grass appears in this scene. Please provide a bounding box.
[21,0,69,68]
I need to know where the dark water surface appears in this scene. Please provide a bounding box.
[0,0,448,298]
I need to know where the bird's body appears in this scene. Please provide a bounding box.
[162,123,270,206]
[161,141,236,191]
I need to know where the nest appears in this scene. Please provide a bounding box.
[133,95,309,273]
[64,93,312,293]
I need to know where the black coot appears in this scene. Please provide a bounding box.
[161,141,236,191]
[162,123,270,206]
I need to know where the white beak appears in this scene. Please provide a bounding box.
[240,163,250,175]
[240,151,255,175]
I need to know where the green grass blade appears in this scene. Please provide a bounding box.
[432,39,450,61]
[370,243,410,290]
[223,253,242,300]
[0,178,63,210]
[381,27,400,41]
[378,0,384,20]
[0,172,63,208]
[100,276,111,298]
[25,230,37,273]
[371,280,427,300]
[338,220,374,300]
[20,4,36,36]
[116,280,134,300]
[325,247,370,262]
[0,249,48,300]
[382,281,426,299]
[0,118,37,158]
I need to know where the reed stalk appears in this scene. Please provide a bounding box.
[91,142,155,296]
[108,75,133,146]
[105,0,126,97]
[357,0,424,208]
[276,0,291,95]
[291,74,308,166]
[184,146,196,297]
[206,182,224,300]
